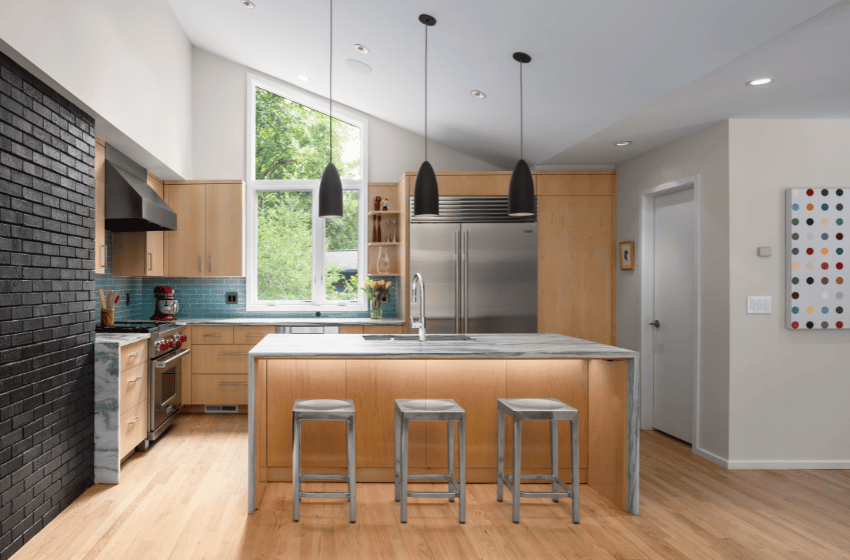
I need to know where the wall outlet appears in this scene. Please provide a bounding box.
[382,294,388,303]
[126,293,131,305]
[225,292,238,304]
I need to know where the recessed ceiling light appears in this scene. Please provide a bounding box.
[746,77,773,86]
[241,0,255,8]
[297,74,310,82]
[470,90,486,99]
[354,44,369,54]
[615,141,632,147]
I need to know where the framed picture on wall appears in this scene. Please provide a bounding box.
[620,241,635,270]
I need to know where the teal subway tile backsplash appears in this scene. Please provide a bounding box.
[95,230,398,321]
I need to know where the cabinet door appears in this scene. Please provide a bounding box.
[205,183,244,277]
[94,140,106,274]
[538,195,614,344]
[164,183,206,277]
[145,173,165,275]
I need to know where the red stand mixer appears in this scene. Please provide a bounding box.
[151,285,180,321]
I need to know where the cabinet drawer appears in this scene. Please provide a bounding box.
[119,400,147,459]
[193,325,234,344]
[120,362,148,415]
[120,340,147,371]
[193,344,254,374]
[192,374,248,405]
[233,326,275,345]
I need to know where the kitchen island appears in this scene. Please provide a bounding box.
[247,333,639,515]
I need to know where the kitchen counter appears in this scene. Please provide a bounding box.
[247,333,639,516]
[170,317,405,326]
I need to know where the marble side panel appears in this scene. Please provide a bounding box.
[94,341,121,484]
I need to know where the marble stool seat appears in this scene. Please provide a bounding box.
[395,399,466,523]
[497,398,580,523]
[292,398,356,523]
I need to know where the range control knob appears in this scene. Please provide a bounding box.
[154,339,163,351]
[180,335,187,343]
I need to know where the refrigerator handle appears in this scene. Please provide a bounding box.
[454,230,461,334]
[462,229,469,334]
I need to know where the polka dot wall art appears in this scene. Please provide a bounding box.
[786,188,847,329]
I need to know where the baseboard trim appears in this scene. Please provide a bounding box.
[725,459,850,470]
[693,446,729,468]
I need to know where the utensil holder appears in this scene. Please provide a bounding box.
[100,308,114,327]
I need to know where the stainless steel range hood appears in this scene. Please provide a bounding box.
[104,144,177,232]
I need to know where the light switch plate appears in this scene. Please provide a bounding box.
[747,296,772,314]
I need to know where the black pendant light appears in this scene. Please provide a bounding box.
[318,0,343,219]
[413,14,439,217]
[508,52,535,217]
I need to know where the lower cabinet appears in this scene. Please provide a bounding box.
[120,340,148,460]
[119,400,148,459]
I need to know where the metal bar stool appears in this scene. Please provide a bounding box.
[496,398,579,523]
[292,398,356,523]
[394,399,466,523]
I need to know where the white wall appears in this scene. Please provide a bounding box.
[192,48,500,182]
[615,122,731,463]
[0,0,193,179]
[727,119,850,467]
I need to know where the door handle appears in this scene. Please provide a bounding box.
[463,230,469,334]
[198,256,202,273]
[155,348,191,368]
[454,230,460,334]
[100,245,106,267]
[148,252,153,271]
[209,255,212,273]
[650,320,660,328]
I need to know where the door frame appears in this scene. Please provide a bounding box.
[639,175,702,450]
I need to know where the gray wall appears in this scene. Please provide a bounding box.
[727,119,850,467]
[615,121,731,463]
[191,47,501,183]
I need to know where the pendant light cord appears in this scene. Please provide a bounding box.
[519,60,523,161]
[329,0,333,165]
[424,23,428,162]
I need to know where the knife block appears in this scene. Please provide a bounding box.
[100,308,114,327]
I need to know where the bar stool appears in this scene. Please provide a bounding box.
[496,398,579,524]
[292,399,356,523]
[394,399,466,523]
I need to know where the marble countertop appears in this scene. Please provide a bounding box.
[248,333,639,360]
[170,317,405,326]
[95,332,151,347]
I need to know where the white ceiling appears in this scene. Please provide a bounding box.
[167,0,849,168]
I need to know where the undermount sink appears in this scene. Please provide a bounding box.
[362,334,472,341]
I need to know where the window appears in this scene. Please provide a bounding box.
[246,76,368,311]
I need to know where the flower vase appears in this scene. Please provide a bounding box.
[370,299,383,319]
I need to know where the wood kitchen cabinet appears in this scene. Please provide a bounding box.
[94,139,106,274]
[163,180,245,277]
[111,172,165,276]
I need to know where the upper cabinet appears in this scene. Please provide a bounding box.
[111,172,165,277]
[163,181,245,277]
[94,139,106,274]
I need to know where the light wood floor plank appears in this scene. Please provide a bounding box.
[12,415,850,560]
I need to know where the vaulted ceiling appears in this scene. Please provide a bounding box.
[168,0,850,168]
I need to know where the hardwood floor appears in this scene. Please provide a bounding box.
[13,414,850,560]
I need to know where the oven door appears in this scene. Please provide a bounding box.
[150,348,189,439]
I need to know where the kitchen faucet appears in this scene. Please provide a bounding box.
[410,273,426,341]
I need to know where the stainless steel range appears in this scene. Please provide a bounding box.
[96,321,189,447]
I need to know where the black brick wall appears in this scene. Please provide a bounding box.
[0,50,96,559]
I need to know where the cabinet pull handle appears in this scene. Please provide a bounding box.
[149,253,153,271]
[199,256,202,272]
[245,334,265,337]
[100,245,106,267]
[218,352,249,356]
[128,416,141,425]
[218,382,248,386]
[128,376,143,383]
[209,255,212,273]
[203,334,222,337]
[128,352,141,358]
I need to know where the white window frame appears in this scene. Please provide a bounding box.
[245,74,368,312]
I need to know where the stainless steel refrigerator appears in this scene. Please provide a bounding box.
[409,197,537,334]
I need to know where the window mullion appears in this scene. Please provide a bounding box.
[312,189,325,304]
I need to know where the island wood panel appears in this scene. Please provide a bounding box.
[588,359,628,511]
[424,360,507,469]
[504,360,588,482]
[538,195,614,345]
[338,326,364,334]
[164,182,206,277]
[346,360,427,468]
[265,359,347,468]
[205,182,245,277]
[536,173,615,196]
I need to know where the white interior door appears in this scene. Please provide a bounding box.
[652,188,695,443]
